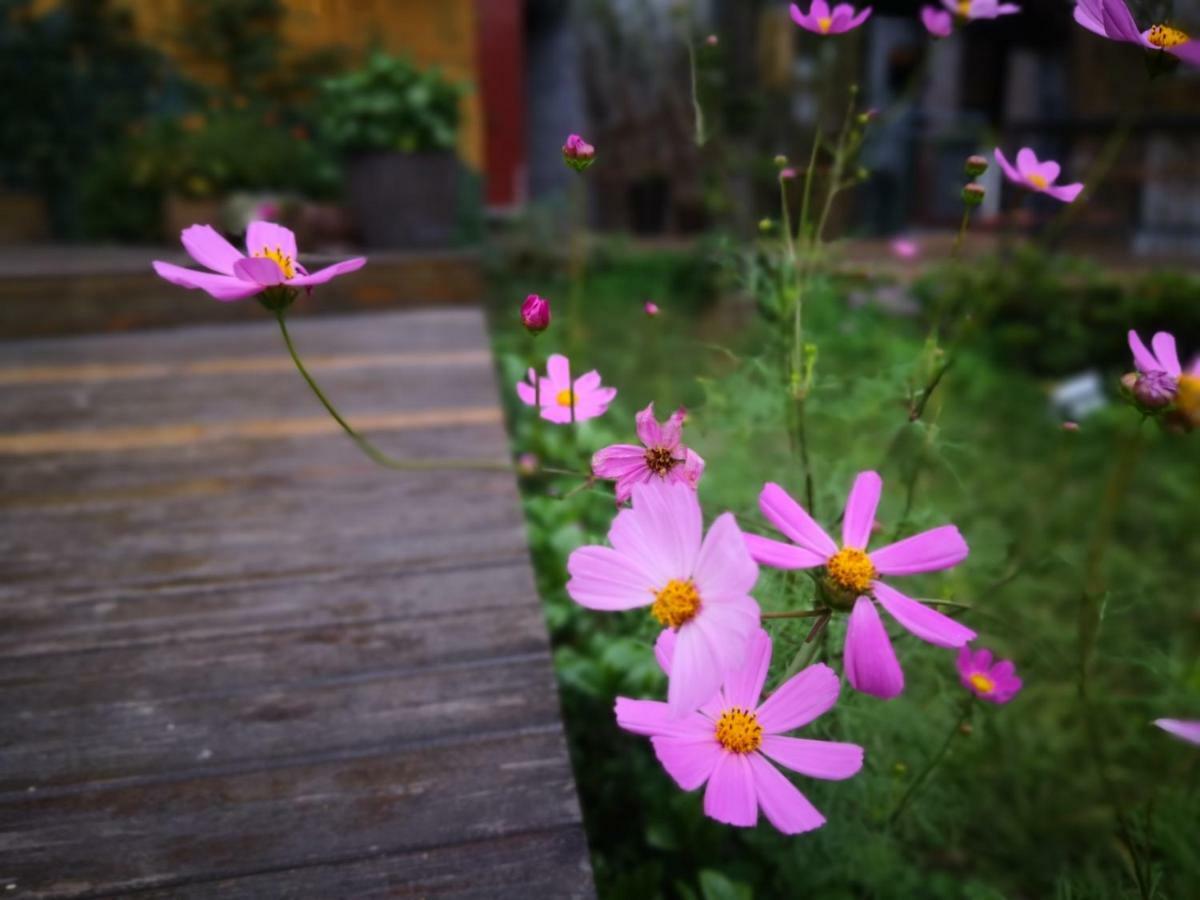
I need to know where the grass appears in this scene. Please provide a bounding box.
[486,244,1200,900]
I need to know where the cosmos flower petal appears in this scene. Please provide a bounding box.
[993,148,1022,182]
[746,752,826,834]
[1045,182,1084,203]
[872,581,975,648]
[842,470,882,549]
[845,6,872,27]
[245,220,298,259]
[233,257,287,286]
[693,512,759,598]
[1153,719,1200,745]
[181,224,244,275]
[151,261,264,302]
[744,534,827,570]
[703,751,758,827]
[1169,40,1200,67]
[592,444,648,480]
[844,596,905,698]
[608,505,676,587]
[655,630,725,718]
[869,524,969,575]
[546,353,571,387]
[614,697,712,738]
[566,545,655,610]
[651,734,723,789]
[1151,331,1182,376]
[1073,0,1107,36]
[1128,330,1161,373]
[289,257,367,287]
[759,483,838,558]
[756,662,841,734]
[722,628,773,710]
[668,623,729,715]
[1015,147,1039,176]
[1101,0,1143,44]
[625,481,703,577]
[634,403,664,447]
[760,736,864,780]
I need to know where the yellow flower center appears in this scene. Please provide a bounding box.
[253,246,296,279]
[1028,173,1049,190]
[651,578,701,629]
[1177,374,1200,427]
[956,0,971,17]
[555,388,574,407]
[1148,24,1188,49]
[715,707,763,754]
[969,672,995,694]
[643,446,677,476]
[825,547,876,595]
[817,16,832,32]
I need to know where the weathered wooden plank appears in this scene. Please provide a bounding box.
[0,729,582,899]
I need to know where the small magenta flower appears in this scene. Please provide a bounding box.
[994,148,1084,203]
[745,472,975,699]
[592,403,705,504]
[705,34,719,46]
[644,300,661,317]
[516,452,540,475]
[1154,719,1200,745]
[568,481,761,714]
[153,221,366,302]
[520,294,551,334]
[957,646,1022,703]
[789,1,872,35]
[779,167,798,180]
[890,237,920,259]
[944,0,1020,20]
[516,353,616,424]
[1075,0,1200,67]
[921,6,953,36]
[616,628,863,833]
[562,133,596,171]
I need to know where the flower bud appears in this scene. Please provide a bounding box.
[962,183,986,207]
[965,155,989,177]
[758,217,774,233]
[644,301,660,317]
[1132,370,1178,410]
[1119,372,1139,395]
[705,34,719,46]
[516,452,540,476]
[562,134,596,172]
[857,108,878,125]
[520,294,551,334]
[773,154,789,168]
[1061,421,1080,432]
[779,167,797,180]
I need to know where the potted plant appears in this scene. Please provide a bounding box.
[318,53,464,248]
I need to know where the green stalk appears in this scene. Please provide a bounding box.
[890,697,974,824]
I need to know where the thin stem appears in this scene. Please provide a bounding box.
[275,311,510,472]
[890,698,974,825]
[783,610,831,679]
[761,608,831,620]
[950,205,972,260]
[685,36,707,147]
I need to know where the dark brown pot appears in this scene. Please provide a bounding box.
[346,151,459,249]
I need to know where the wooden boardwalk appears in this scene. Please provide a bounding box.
[0,310,594,898]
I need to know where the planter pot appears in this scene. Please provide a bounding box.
[346,152,459,249]
[164,194,223,240]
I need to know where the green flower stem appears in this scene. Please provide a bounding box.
[685,35,707,147]
[950,205,972,260]
[889,697,975,825]
[275,310,511,473]
[761,608,831,621]
[782,610,832,680]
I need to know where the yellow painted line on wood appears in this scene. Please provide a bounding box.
[0,350,491,386]
[0,406,503,455]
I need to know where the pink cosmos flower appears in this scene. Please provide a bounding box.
[789,1,872,35]
[956,646,1022,703]
[615,628,863,833]
[744,472,975,699]
[942,0,1020,21]
[152,221,366,302]
[592,403,706,504]
[1128,330,1199,380]
[1154,719,1200,745]
[993,148,1084,203]
[516,353,616,424]
[567,481,760,714]
[1074,0,1200,67]
[562,133,596,171]
[922,6,953,36]
[890,237,921,259]
[644,301,661,317]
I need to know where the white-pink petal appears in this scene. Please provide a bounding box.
[565,545,655,611]
[693,512,758,599]
[721,628,772,710]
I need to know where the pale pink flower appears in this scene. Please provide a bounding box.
[956,646,1022,703]
[789,1,872,35]
[516,353,616,424]
[1075,0,1200,67]
[890,237,920,259]
[1154,719,1200,745]
[942,0,1020,20]
[644,301,661,317]
[921,6,953,36]
[153,221,366,302]
[616,628,863,833]
[994,148,1084,203]
[568,481,760,714]
[592,403,706,504]
[745,472,975,699]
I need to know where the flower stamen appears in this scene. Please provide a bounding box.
[1148,24,1188,49]
[555,388,574,407]
[825,547,877,595]
[651,578,701,629]
[1028,173,1048,190]
[715,707,763,754]
[968,673,995,694]
[253,245,296,279]
[644,446,677,477]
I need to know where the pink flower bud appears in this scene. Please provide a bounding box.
[520,294,551,334]
[1061,421,1080,432]
[644,301,660,317]
[705,34,719,46]
[516,452,540,475]
[562,134,596,172]
[1132,370,1178,410]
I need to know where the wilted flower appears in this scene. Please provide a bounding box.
[1075,0,1200,67]
[616,628,863,833]
[153,222,366,303]
[1154,719,1200,745]
[593,403,705,504]
[789,1,873,35]
[562,133,596,171]
[516,353,616,423]
[520,294,551,334]
[957,646,1023,703]
[567,481,760,714]
[921,6,953,36]
[745,472,975,699]
[994,148,1084,202]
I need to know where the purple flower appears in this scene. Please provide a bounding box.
[956,646,1022,703]
[922,6,953,36]
[1075,0,1200,67]
[152,221,366,302]
[1154,719,1200,746]
[943,0,1020,20]
[520,294,551,334]
[592,403,706,504]
[994,148,1084,203]
[789,1,872,35]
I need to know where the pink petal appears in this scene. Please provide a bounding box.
[846,6,872,28]
[1035,160,1061,184]
[152,261,263,302]
[758,483,837,558]
[844,597,904,699]
[565,545,655,610]
[744,533,827,570]
[869,524,968,575]
[756,662,841,734]
[1073,0,1106,35]
[233,257,286,286]
[614,697,712,738]
[668,622,729,714]
[678,448,705,489]
[245,220,298,259]
[1128,330,1160,374]
[635,403,664,447]
[180,224,244,275]
[546,354,571,388]
[608,506,674,586]
[622,482,703,580]
[842,470,882,549]
[1015,147,1039,177]
[760,736,864,780]
[660,407,687,448]
[651,735,723,789]
[746,753,825,834]
[1169,41,1200,67]
[1046,183,1084,203]
[693,512,758,599]
[722,628,773,710]
[289,257,367,287]
[1101,0,1143,43]
[592,444,648,481]
[703,752,758,827]
[1153,719,1200,746]
[1151,332,1182,377]
[993,148,1022,183]
[655,631,724,719]
[872,581,975,648]
[789,2,812,28]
